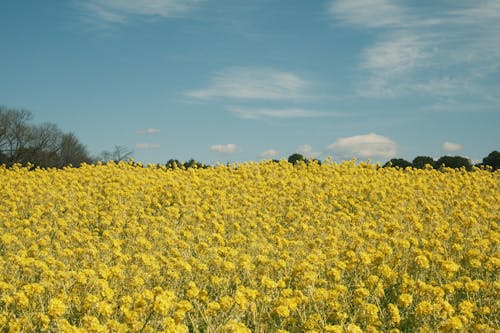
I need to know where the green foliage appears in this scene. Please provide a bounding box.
[384,158,412,169]
[435,156,472,170]
[288,153,306,165]
[482,150,500,170]
[412,156,435,169]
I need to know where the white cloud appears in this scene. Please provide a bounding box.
[296,144,321,159]
[186,67,308,101]
[362,34,429,74]
[359,76,471,99]
[259,149,279,159]
[411,77,469,97]
[227,106,333,120]
[450,1,500,24]
[329,0,408,28]
[137,128,160,135]
[210,144,237,154]
[136,143,160,149]
[327,133,397,159]
[442,141,463,152]
[329,0,500,104]
[76,0,202,25]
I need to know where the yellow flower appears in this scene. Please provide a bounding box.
[440,316,463,331]
[97,301,114,317]
[206,301,221,315]
[261,275,278,289]
[47,298,66,317]
[35,313,50,330]
[324,325,344,333]
[186,281,200,299]
[415,301,434,316]
[275,305,290,318]
[220,296,234,311]
[415,255,430,269]
[397,294,413,308]
[153,291,175,315]
[387,303,401,326]
[222,321,252,333]
[346,324,363,333]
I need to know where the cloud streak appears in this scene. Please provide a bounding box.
[259,149,279,159]
[136,143,161,149]
[329,0,408,28]
[296,144,321,159]
[186,67,309,101]
[442,141,463,152]
[227,106,335,120]
[75,0,202,25]
[137,128,160,135]
[210,144,237,154]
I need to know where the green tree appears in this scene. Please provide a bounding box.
[184,159,205,169]
[412,156,435,169]
[383,158,412,169]
[166,159,181,169]
[288,153,306,165]
[482,150,500,170]
[435,156,472,170]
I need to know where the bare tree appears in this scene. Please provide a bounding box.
[58,133,92,167]
[99,145,133,162]
[0,107,33,163]
[0,106,92,167]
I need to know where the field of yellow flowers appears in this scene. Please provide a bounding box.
[0,161,498,332]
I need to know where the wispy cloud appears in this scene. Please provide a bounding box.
[327,133,397,159]
[296,144,321,159]
[361,34,429,74]
[328,0,408,28]
[411,77,471,97]
[449,1,500,24]
[227,106,335,120]
[259,149,279,159]
[329,0,500,105]
[186,67,309,101]
[75,0,203,26]
[137,128,160,135]
[442,141,463,152]
[424,99,500,113]
[136,143,161,149]
[210,144,237,154]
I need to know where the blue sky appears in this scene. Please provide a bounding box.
[1,0,499,165]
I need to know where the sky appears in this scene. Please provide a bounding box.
[1,0,499,165]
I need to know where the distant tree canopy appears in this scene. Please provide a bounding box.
[435,156,472,170]
[288,153,306,165]
[383,153,500,171]
[384,158,412,169]
[0,106,92,167]
[412,156,435,169]
[482,150,500,170]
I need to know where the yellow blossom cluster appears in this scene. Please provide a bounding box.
[0,161,498,332]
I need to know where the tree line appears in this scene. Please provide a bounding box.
[1,106,499,170]
[0,106,132,168]
[383,153,499,171]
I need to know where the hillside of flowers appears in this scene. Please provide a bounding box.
[0,161,498,332]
